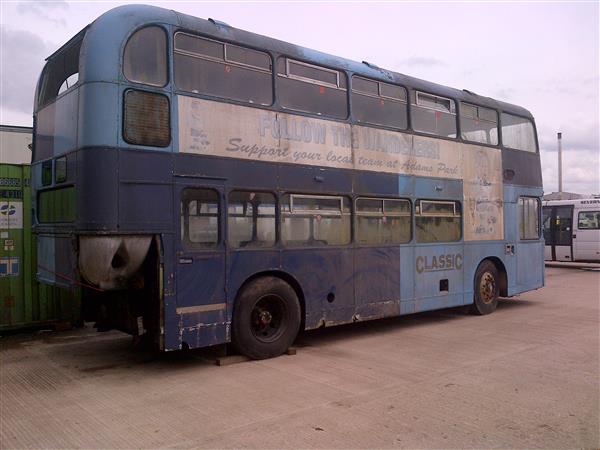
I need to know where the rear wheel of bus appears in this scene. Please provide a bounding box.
[470,260,499,315]
[232,276,301,360]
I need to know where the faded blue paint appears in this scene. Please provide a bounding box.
[31,4,545,352]
[77,82,120,148]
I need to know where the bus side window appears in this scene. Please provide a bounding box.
[519,197,540,240]
[123,26,168,87]
[281,194,350,246]
[351,76,408,130]
[577,211,600,230]
[277,58,347,119]
[415,200,462,243]
[460,102,498,145]
[411,91,457,138]
[228,191,276,248]
[181,188,219,248]
[501,113,537,152]
[173,33,272,106]
[356,197,411,244]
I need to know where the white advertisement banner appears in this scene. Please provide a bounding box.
[178,96,503,240]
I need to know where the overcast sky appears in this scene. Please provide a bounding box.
[1,0,598,194]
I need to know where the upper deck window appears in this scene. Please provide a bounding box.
[351,76,407,129]
[277,58,347,119]
[501,113,537,152]
[411,91,457,138]
[460,102,498,145]
[37,33,83,108]
[174,33,272,106]
[123,26,168,87]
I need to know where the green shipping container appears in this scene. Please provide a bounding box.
[0,163,80,331]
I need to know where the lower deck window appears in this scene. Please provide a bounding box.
[281,194,350,246]
[415,200,461,243]
[181,188,219,248]
[228,191,276,248]
[519,197,540,239]
[356,197,411,244]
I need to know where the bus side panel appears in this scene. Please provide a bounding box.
[282,248,354,328]
[354,246,401,318]
[414,243,464,312]
[162,233,184,351]
[515,241,544,293]
[76,147,119,230]
[118,149,173,232]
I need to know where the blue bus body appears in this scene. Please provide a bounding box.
[32,5,544,355]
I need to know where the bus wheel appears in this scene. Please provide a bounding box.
[470,260,499,315]
[232,277,301,360]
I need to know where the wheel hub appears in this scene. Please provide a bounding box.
[258,310,272,326]
[250,295,286,342]
[479,272,496,304]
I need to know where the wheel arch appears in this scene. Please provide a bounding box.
[233,270,307,330]
[479,256,508,297]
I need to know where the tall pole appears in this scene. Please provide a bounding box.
[557,132,563,193]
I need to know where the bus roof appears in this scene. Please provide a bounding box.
[70,4,534,119]
[543,198,600,207]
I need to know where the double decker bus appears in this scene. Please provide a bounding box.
[32,5,544,359]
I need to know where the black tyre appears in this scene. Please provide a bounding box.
[470,260,499,315]
[232,276,301,360]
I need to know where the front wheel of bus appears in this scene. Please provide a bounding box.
[470,260,499,315]
[232,277,301,360]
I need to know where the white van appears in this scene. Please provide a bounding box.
[542,198,600,262]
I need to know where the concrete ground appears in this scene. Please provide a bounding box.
[1,267,598,449]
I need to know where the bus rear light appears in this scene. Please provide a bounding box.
[123,90,170,147]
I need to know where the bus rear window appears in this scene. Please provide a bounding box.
[123,26,168,87]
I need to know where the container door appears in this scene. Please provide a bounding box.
[174,183,227,341]
[552,206,573,261]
